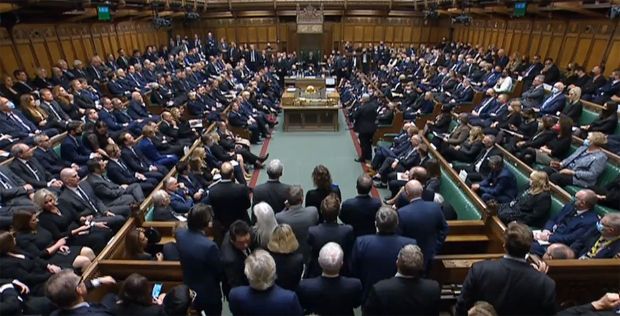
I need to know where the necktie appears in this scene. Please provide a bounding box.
[0,171,12,189]
[475,148,492,172]
[9,113,31,132]
[251,51,255,62]
[24,161,40,181]
[117,160,129,172]
[525,65,535,77]
[46,102,62,121]
[130,148,145,167]
[77,186,101,214]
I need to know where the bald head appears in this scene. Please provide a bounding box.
[220,162,234,179]
[404,180,423,200]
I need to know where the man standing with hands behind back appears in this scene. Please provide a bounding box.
[352,93,378,164]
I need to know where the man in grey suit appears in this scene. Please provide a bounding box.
[253,159,291,214]
[85,159,143,209]
[521,75,546,108]
[275,185,319,262]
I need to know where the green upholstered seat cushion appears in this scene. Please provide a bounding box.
[439,169,481,220]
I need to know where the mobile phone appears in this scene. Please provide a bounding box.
[151,283,162,299]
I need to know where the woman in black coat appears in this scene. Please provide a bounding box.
[498,171,552,228]
[12,210,95,271]
[514,115,557,161]
[34,189,110,254]
[267,224,304,291]
[521,115,573,165]
[305,165,342,223]
[577,101,618,138]
[562,86,583,122]
[0,231,59,296]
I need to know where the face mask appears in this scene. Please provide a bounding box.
[583,139,591,147]
[596,221,604,233]
[552,88,559,94]
[7,101,15,110]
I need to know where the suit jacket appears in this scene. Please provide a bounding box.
[60,135,92,165]
[306,223,355,277]
[455,258,556,315]
[229,285,303,316]
[275,205,319,260]
[208,180,251,229]
[175,228,222,310]
[252,180,291,213]
[50,303,113,316]
[521,84,545,108]
[57,182,107,218]
[539,93,566,115]
[589,115,619,135]
[479,166,518,201]
[85,174,128,205]
[168,190,193,214]
[33,147,70,176]
[351,234,417,299]
[340,195,382,237]
[352,101,379,134]
[562,100,582,122]
[137,138,165,162]
[561,146,608,187]
[270,251,304,291]
[471,146,501,176]
[120,146,152,173]
[40,100,70,122]
[445,124,470,145]
[398,199,448,267]
[106,159,139,185]
[127,101,149,120]
[0,165,30,205]
[543,203,599,245]
[297,276,362,316]
[112,302,165,316]
[0,111,37,139]
[570,225,620,259]
[364,276,440,316]
[9,158,51,189]
[152,205,178,221]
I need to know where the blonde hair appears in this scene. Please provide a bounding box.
[468,126,484,143]
[33,188,56,210]
[20,94,48,122]
[529,171,550,195]
[267,224,299,254]
[588,132,607,146]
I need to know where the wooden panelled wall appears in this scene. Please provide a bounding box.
[452,19,620,76]
[173,17,451,54]
[0,22,168,76]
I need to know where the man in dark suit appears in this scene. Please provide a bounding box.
[85,159,143,208]
[57,168,125,233]
[351,207,417,300]
[60,121,100,167]
[570,213,620,259]
[45,270,116,316]
[454,134,500,183]
[471,155,517,203]
[9,143,62,191]
[104,144,157,195]
[32,134,84,178]
[397,180,448,270]
[229,250,303,316]
[275,185,319,263]
[119,132,167,182]
[0,165,35,229]
[456,222,556,315]
[175,204,223,315]
[364,244,440,315]
[521,55,544,90]
[532,189,601,256]
[306,195,355,278]
[297,242,362,316]
[39,89,70,131]
[541,58,560,85]
[520,75,546,108]
[340,175,382,238]
[352,94,378,163]
[208,162,251,236]
[539,82,566,115]
[221,221,255,296]
[252,159,290,214]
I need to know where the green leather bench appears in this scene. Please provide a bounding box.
[439,168,482,220]
[577,108,620,135]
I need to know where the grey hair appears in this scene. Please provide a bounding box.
[375,206,399,234]
[397,244,424,276]
[45,270,81,309]
[253,202,278,248]
[318,242,343,274]
[604,213,620,232]
[266,159,283,179]
[151,190,169,206]
[244,249,276,291]
[10,143,28,157]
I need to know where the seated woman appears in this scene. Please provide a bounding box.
[12,210,94,272]
[0,231,60,296]
[545,131,608,188]
[112,273,166,316]
[430,113,470,149]
[498,171,552,228]
[498,108,539,150]
[84,120,115,157]
[471,155,518,203]
[188,147,214,188]
[124,227,164,261]
[441,126,484,163]
[267,224,304,291]
[521,115,573,166]
[0,75,20,104]
[561,86,583,123]
[484,99,523,136]
[19,94,62,134]
[305,165,342,222]
[575,101,618,139]
[34,189,110,254]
